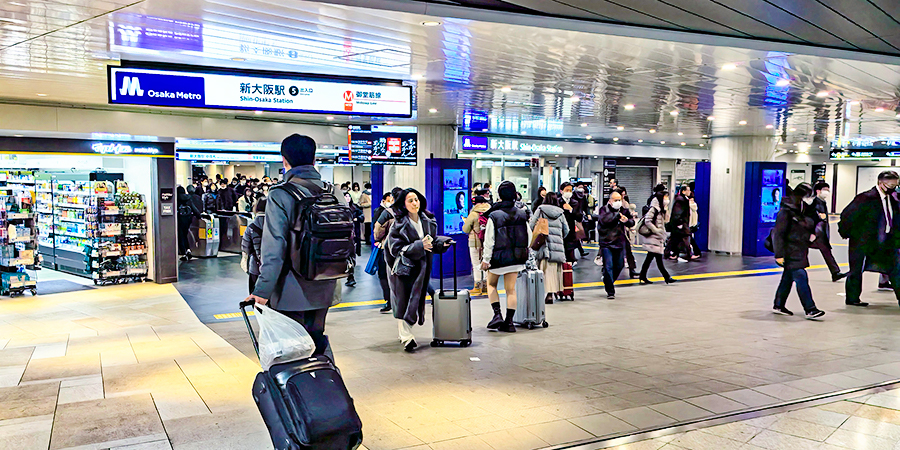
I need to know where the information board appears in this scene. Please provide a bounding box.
[442,169,469,235]
[348,125,417,165]
[760,169,784,223]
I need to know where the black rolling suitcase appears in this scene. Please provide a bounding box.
[240,301,363,450]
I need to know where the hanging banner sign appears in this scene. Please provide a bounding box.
[108,63,414,117]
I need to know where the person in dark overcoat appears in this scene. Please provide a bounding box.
[385,188,437,353]
[839,170,900,307]
[772,183,824,319]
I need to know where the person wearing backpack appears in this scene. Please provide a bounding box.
[241,197,267,293]
[462,196,491,294]
[372,190,399,314]
[202,184,218,213]
[244,134,353,358]
[177,185,201,261]
[637,190,675,285]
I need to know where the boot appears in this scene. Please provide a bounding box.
[487,302,503,330]
[545,293,554,305]
[630,269,640,279]
[498,308,517,332]
[470,282,482,296]
[639,277,653,285]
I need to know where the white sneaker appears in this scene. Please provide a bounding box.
[678,258,690,263]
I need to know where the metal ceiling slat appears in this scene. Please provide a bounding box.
[661,0,809,44]
[764,0,896,52]
[815,0,900,51]
[866,0,900,23]
[587,0,748,36]
[555,0,689,30]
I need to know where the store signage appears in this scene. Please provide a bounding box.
[91,142,161,155]
[831,137,900,149]
[461,136,488,151]
[830,149,900,159]
[108,63,414,117]
[0,136,173,157]
[175,151,282,162]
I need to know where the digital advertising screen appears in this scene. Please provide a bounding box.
[442,168,469,234]
[760,169,784,223]
[348,125,417,165]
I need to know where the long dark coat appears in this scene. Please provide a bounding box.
[386,212,436,326]
[772,198,816,270]
[839,187,900,274]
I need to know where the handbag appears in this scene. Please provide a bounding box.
[530,217,549,251]
[432,236,454,254]
[364,245,381,275]
[575,221,586,241]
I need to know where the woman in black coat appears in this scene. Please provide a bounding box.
[386,188,437,353]
[177,186,201,260]
[772,182,824,319]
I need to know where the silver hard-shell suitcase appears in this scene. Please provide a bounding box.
[431,242,472,347]
[514,269,549,329]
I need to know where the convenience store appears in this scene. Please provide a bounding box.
[0,133,177,293]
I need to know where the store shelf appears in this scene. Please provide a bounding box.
[57,217,87,224]
[36,189,52,194]
[10,235,33,243]
[54,191,92,196]
[51,231,88,239]
[125,209,146,215]
[124,229,146,235]
[56,203,89,209]
[7,213,33,220]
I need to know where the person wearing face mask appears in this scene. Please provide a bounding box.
[373,189,400,314]
[595,189,634,299]
[638,190,676,285]
[664,184,693,262]
[839,170,900,308]
[807,182,847,282]
[771,183,825,319]
[559,182,584,263]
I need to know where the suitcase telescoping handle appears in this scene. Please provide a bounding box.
[438,240,458,299]
[239,300,260,358]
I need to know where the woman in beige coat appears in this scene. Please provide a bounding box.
[462,196,491,294]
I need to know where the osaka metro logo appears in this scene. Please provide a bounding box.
[343,90,353,111]
[119,76,144,96]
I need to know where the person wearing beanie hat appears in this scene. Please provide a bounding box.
[243,134,349,360]
[462,195,492,295]
[480,180,531,333]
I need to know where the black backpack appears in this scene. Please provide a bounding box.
[177,202,193,219]
[277,179,354,281]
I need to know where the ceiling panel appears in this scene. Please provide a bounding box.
[815,0,900,50]
[661,0,798,43]
[558,0,688,30]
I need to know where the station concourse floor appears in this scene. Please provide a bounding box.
[7,230,900,449]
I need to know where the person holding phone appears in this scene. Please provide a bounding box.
[385,188,437,352]
[595,189,634,299]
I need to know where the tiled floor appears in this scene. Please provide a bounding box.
[604,387,900,450]
[0,283,270,450]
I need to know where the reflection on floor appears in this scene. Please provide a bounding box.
[612,387,900,450]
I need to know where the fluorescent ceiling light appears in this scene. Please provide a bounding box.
[739,120,747,125]
[775,79,790,87]
[670,110,679,116]
[501,86,511,93]
[421,21,442,27]
[722,63,736,70]
[624,104,635,110]
[428,108,438,113]
[649,129,656,133]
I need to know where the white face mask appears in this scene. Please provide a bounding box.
[818,190,830,200]
[611,200,623,210]
[803,197,815,205]
[575,187,584,194]
[562,191,573,201]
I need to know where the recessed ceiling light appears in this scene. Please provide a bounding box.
[411,74,424,80]
[793,143,798,146]
[617,126,624,130]
[876,107,885,112]
[849,101,860,105]
[722,63,737,71]
[36,93,47,97]
[789,127,796,131]
[702,134,708,138]
[581,123,588,127]
[501,86,512,93]
[12,134,23,137]
[593,156,598,158]
[613,137,619,141]
[386,121,393,125]
[677,132,683,136]
[699,143,704,147]
[421,20,442,27]
[670,110,679,117]
[231,57,246,62]
[819,145,824,149]
[555,133,561,137]
[638,139,643,143]
[571,96,580,102]
[660,141,666,144]
[585,135,592,140]
[325,115,334,120]
[428,108,438,113]
[809,130,816,135]
[624,104,635,110]
[775,79,790,87]
[766,124,774,129]
[520,131,527,135]
[816,90,829,97]
[254,110,263,115]
[681,142,687,146]
[707,116,715,121]
[739,120,747,125]
[649,129,656,133]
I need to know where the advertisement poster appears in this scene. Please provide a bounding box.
[442,169,468,234]
[760,169,784,223]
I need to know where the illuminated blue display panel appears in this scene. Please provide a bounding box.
[743,162,787,256]
[426,159,473,279]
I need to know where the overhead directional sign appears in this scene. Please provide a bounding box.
[108,63,414,117]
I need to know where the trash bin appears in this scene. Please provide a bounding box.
[218,211,251,253]
[189,214,220,258]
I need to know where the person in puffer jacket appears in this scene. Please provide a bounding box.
[530,191,569,304]
[240,198,267,294]
[462,197,491,295]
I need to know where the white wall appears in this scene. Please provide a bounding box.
[834,161,894,212]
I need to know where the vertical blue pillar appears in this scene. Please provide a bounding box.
[694,162,711,252]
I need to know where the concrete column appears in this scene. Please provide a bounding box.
[387,125,454,192]
[708,136,777,253]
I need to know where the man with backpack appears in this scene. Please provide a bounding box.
[244,134,353,359]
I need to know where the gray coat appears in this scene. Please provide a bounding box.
[240,214,265,276]
[252,165,348,312]
[386,212,436,326]
[641,198,667,254]
[530,204,569,264]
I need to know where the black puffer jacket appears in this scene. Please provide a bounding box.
[773,198,816,270]
[487,203,529,269]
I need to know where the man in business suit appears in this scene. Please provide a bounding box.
[839,171,900,307]
[808,182,847,282]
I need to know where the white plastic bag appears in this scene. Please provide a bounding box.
[254,304,315,370]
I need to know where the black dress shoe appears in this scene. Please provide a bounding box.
[665,278,677,284]
[404,339,418,353]
[379,304,392,314]
[846,301,869,307]
[498,322,516,333]
[639,278,653,285]
[832,272,848,282]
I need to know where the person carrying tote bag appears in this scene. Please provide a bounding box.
[530,192,569,304]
